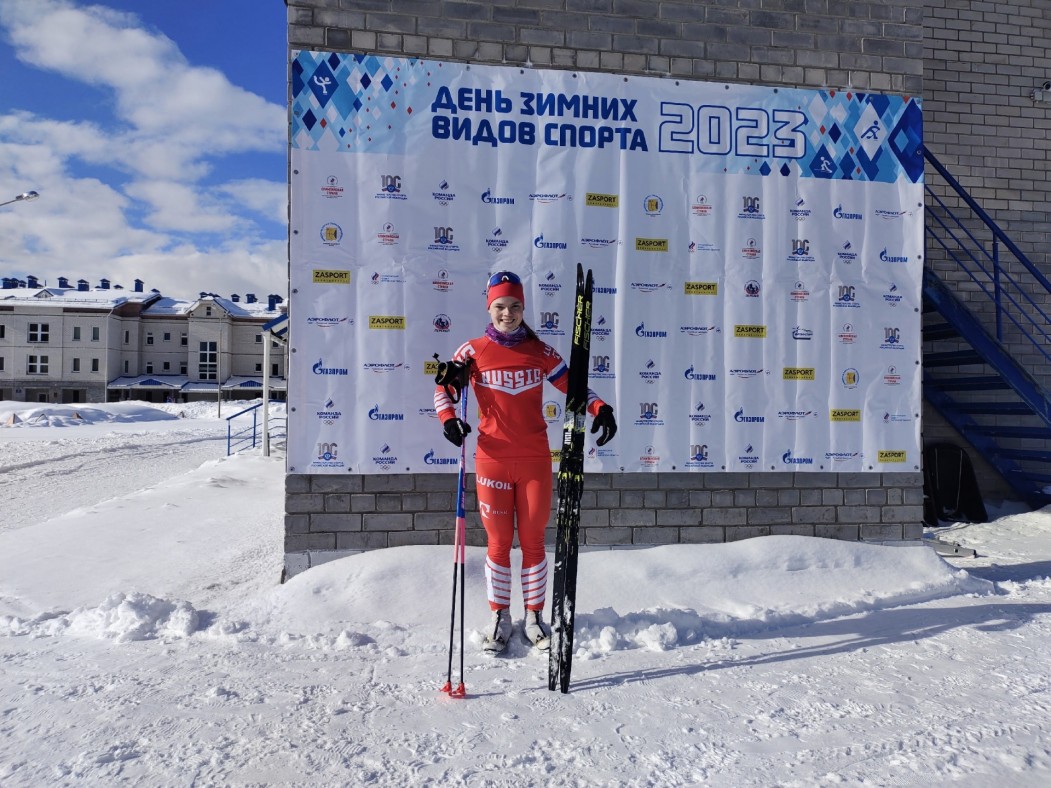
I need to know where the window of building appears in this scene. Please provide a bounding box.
[272,362,280,376]
[124,359,129,374]
[180,332,188,347]
[255,333,263,343]
[198,340,217,380]
[146,332,154,345]
[72,358,81,373]
[255,362,262,373]
[124,330,130,344]
[91,326,100,341]
[163,332,171,342]
[205,306,212,317]
[27,355,49,374]
[146,362,154,374]
[163,361,170,371]
[72,326,81,341]
[28,323,50,343]
[0,324,5,339]
[180,362,188,375]
[0,356,5,371]
[91,358,99,372]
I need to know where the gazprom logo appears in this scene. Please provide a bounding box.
[312,358,348,375]
[782,450,814,465]
[534,233,568,250]
[879,248,910,263]
[481,188,514,205]
[734,408,765,423]
[635,322,668,338]
[833,205,863,220]
[684,366,717,381]
[424,449,458,465]
[368,404,405,421]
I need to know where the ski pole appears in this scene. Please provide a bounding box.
[441,382,470,698]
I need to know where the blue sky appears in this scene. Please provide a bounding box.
[0,0,288,300]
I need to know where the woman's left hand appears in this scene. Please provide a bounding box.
[591,405,617,446]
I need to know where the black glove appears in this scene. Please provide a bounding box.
[442,418,472,447]
[591,405,617,446]
[433,354,470,403]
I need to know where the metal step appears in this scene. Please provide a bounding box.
[922,322,959,341]
[924,375,1010,392]
[990,447,1051,462]
[923,349,984,367]
[952,401,1034,416]
[970,425,1051,440]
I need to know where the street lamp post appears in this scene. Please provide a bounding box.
[0,190,40,208]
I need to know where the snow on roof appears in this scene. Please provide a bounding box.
[108,375,188,389]
[1,287,283,318]
[1,287,136,309]
[222,376,287,391]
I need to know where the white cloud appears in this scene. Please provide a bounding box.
[0,0,287,301]
[124,180,236,233]
[217,179,288,226]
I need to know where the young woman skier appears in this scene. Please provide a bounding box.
[433,271,617,654]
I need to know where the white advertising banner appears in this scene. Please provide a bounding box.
[288,52,924,475]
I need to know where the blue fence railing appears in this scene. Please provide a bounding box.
[226,401,287,456]
[923,147,1051,367]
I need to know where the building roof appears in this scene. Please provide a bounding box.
[1,286,284,319]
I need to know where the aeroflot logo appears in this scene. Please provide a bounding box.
[477,368,544,393]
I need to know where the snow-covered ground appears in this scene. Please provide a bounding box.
[1,401,1049,786]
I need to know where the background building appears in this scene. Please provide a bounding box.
[0,276,287,404]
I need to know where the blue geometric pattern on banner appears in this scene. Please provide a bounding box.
[291,50,426,154]
[289,52,923,183]
[889,101,924,183]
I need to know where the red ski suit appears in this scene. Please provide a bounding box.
[435,334,607,611]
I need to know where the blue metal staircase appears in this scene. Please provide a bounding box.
[922,148,1051,507]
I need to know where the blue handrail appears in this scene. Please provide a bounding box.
[923,147,1051,365]
[924,148,1051,292]
[226,401,287,456]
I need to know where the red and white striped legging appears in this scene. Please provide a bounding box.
[475,457,551,612]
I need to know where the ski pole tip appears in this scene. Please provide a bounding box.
[440,681,467,698]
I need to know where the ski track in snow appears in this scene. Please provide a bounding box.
[0,427,225,534]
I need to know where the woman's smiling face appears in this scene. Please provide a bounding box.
[488,296,525,333]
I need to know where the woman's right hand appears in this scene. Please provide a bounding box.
[442,418,472,447]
